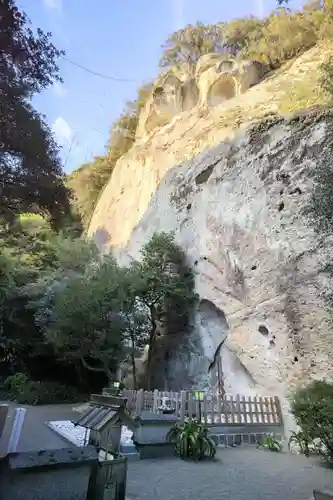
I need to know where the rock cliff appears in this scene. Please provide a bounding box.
[88,45,333,413]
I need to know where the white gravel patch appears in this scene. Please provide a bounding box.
[47,420,134,447]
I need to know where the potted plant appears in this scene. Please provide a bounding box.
[167,418,216,461]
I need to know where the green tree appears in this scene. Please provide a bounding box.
[45,256,128,382]
[130,232,197,389]
[0,222,98,381]
[0,0,70,229]
[159,22,223,69]
[222,17,265,57]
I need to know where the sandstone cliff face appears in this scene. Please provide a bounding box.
[88,46,333,418]
[114,109,333,403]
[88,45,327,250]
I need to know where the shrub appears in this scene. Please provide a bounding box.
[167,418,216,461]
[4,372,29,394]
[290,380,333,465]
[288,430,313,456]
[257,434,282,452]
[4,374,84,405]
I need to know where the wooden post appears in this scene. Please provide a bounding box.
[180,391,186,421]
[152,389,159,412]
[136,389,144,414]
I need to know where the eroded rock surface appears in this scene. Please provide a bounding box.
[112,109,333,405]
[135,53,266,141]
[88,46,333,417]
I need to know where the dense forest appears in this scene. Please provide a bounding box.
[2,0,333,404]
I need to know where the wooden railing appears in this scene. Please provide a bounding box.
[123,390,283,426]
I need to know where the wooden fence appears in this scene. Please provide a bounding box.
[122,390,283,426]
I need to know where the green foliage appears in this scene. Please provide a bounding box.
[0,0,71,229]
[160,22,223,69]
[290,380,333,465]
[288,430,312,456]
[167,419,216,460]
[44,256,128,380]
[257,434,282,452]
[244,7,325,68]
[3,373,83,405]
[129,232,198,388]
[3,372,28,393]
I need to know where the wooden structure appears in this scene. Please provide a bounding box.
[123,390,283,426]
[73,394,135,454]
[75,393,134,500]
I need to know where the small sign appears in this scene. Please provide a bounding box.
[113,381,120,389]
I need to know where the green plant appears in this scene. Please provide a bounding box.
[4,373,29,394]
[290,380,333,466]
[288,430,312,456]
[167,418,216,460]
[258,434,282,452]
[3,375,83,405]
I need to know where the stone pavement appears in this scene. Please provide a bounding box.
[1,403,333,500]
[125,446,333,500]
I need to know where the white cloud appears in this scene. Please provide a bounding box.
[171,0,185,30]
[43,0,62,14]
[254,0,265,18]
[52,82,67,98]
[52,116,73,147]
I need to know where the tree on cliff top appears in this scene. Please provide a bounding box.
[0,0,71,229]
[159,22,224,69]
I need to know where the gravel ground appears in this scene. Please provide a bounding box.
[126,446,333,500]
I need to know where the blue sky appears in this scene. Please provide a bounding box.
[17,0,303,173]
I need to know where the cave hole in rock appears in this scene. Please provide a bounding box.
[251,264,257,271]
[186,203,192,211]
[194,260,198,266]
[291,187,302,195]
[195,165,215,185]
[269,339,275,347]
[294,356,298,363]
[278,201,285,212]
[258,325,269,336]
[280,189,284,195]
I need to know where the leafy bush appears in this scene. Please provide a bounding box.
[290,380,333,465]
[288,430,312,456]
[257,433,282,452]
[4,373,29,394]
[4,374,84,405]
[167,419,216,461]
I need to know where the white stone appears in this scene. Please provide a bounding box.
[47,420,134,447]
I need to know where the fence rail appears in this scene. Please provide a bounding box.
[122,390,283,426]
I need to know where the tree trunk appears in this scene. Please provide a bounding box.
[146,306,158,390]
[130,331,137,389]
